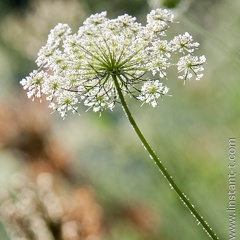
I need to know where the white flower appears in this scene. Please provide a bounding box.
[83,11,107,26]
[146,9,174,36]
[20,70,47,100]
[84,87,114,113]
[147,55,170,78]
[170,32,200,54]
[177,55,206,81]
[151,40,173,58]
[36,24,71,67]
[46,23,71,49]
[42,76,64,101]
[21,9,205,117]
[50,91,79,118]
[138,80,169,107]
[147,8,174,23]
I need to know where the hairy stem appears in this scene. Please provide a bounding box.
[112,75,218,240]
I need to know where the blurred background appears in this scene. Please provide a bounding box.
[0,0,239,239]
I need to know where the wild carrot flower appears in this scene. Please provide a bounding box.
[20,9,219,240]
[20,9,205,117]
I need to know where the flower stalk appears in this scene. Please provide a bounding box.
[112,74,218,240]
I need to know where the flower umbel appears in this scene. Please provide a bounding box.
[21,9,205,117]
[138,80,169,107]
[178,55,206,81]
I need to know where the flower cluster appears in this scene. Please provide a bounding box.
[21,9,206,117]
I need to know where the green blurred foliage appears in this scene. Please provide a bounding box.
[0,0,239,239]
[162,0,180,8]
[0,0,30,19]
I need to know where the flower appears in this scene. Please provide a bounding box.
[170,32,200,54]
[20,70,47,100]
[146,9,174,36]
[21,9,205,117]
[138,80,169,107]
[177,55,206,81]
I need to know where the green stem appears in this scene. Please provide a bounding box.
[112,75,218,240]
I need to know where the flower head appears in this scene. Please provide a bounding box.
[21,9,205,117]
[170,32,200,54]
[138,80,169,107]
[177,55,206,81]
